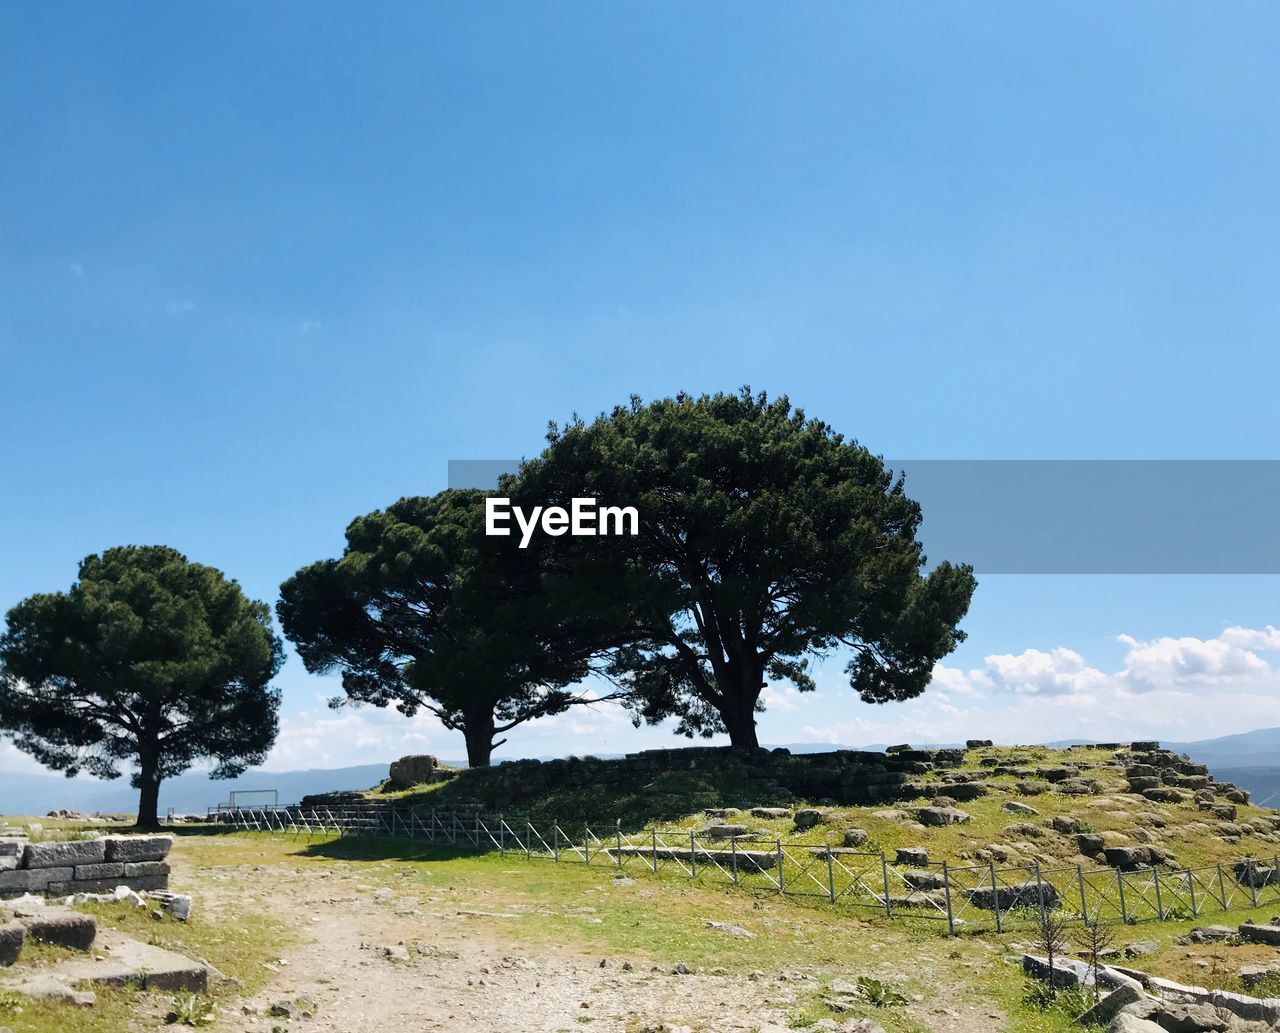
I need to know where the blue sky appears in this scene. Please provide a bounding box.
[2,4,1278,772]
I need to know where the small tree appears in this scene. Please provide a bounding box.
[1075,920,1115,1005]
[1032,907,1072,999]
[278,490,625,767]
[515,389,977,748]
[0,546,283,828]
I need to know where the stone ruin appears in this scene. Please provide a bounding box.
[0,833,173,899]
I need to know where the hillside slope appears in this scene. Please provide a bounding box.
[359,741,1276,873]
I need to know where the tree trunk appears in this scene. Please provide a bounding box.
[719,690,761,750]
[463,711,496,768]
[136,760,162,829]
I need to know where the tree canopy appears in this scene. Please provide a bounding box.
[277,489,624,767]
[0,545,283,827]
[514,389,977,748]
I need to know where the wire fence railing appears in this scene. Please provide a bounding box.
[211,805,1280,936]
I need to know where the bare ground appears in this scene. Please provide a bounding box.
[181,844,1008,1033]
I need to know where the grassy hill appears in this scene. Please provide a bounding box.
[364,742,1278,874]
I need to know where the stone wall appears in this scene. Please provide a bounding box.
[0,834,172,899]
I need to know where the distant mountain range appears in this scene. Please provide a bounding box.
[2,728,1279,818]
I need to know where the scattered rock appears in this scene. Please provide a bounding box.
[792,809,826,830]
[916,806,970,827]
[704,920,754,939]
[842,829,868,848]
[1002,801,1039,815]
[895,847,928,867]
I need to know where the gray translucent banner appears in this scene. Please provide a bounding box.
[448,459,1280,574]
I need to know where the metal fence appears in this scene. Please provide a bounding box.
[215,805,1280,936]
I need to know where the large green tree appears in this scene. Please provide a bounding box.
[0,546,283,828]
[514,389,977,749]
[278,490,623,768]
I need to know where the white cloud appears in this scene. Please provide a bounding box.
[69,262,83,277]
[300,320,322,332]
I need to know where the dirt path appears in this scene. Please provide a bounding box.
[189,854,1006,1033]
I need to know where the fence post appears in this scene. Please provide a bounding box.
[1118,870,1128,924]
[429,808,436,844]
[1077,865,1088,923]
[1187,868,1198,917]
[943,860,955,935]
[777,840,785,895]
[553,824,560,863]
[1248,860,1259,908]
[616,820,622,869]
[475,812,480,847]
[827,848,837,905]
[1216,864,1228,912]
[731,837,740,885]
[882,853,894,918]
[525,822,533,860]
[1033,861,1047,926]
[452,812,459,845]
[651,829,658,873]
[690,832,697,878]
[989,861,1002,933]
[584,824,590,865]
[1153,867,1164,920]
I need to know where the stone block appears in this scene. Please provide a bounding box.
[22,913,97,950]
[74,863,124,880]
[1238,923,1280,947]
[104,836,173,863]
[123,860,170,877]
[0,920,24,965]
[23,839,106,868]
[0,867,74,894]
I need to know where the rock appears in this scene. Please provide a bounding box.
[1123,940,1158,958]
[1127,777,1161,792]
[103,836,172,863]
[671,961,692,975]
[842,829,868,848]
[1237,923,1280,946]
[1060,778,1100,795]
[1177,925,1233,945]
[1003,801,1039,815]
[1151,1002,1228,1033]
[387,754,441,789]
[0,921,24,966]
[704,921,754,938]
[967,739,993,748]
[971,882,1061,912]
[158,894,192,922]
[22,840,107,869]
[1051,815,1085,834]
[1077,983,1146,1027]
[1110,1013,1166,1033]
[939,781,988,802]
[1142,787,1189,804]
[750,808,791,819]
[699,824,748,839]
[903,869,946,891]
[916,806,970,827]
[21,912,96,950]
[1104,846,1151,868]
[1239,964,1280,989]
[1016,780,1051,796]
[793,809,826,830]
[1077,833,1106,855]
[895,847,928,867]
